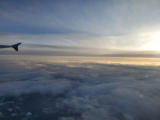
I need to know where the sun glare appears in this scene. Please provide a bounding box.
[144,31,160,51]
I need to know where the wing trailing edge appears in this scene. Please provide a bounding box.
[12,43,21,52]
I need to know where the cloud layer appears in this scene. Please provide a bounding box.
[0,57,160,120]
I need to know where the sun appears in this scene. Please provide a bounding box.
[144,31,160,51]
[148,40,160,51]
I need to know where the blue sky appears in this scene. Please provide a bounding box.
[1,0,160,50]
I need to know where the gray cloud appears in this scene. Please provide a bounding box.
[0,57,160,119]
[1,0,160,34]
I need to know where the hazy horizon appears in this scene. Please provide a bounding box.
[1,43,160,58]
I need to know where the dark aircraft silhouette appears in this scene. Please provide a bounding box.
[0,43,21,52]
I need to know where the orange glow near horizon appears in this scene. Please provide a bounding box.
[1,55,160,67]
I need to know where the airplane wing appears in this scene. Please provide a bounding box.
[12,43,21,51]
[0,43,21,52]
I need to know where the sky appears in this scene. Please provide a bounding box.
[0,0,160,51]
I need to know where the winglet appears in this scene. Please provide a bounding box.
[12,43,21,52]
